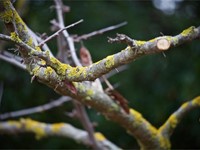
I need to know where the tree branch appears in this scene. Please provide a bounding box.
[0,118,121,150]
[0,51,26,70]
[1,1,200,149]
[74,22,127,42]
[53,1,101,149]
[37,19,83,48]
[1,26,200,83]
[158,96,200,138]
[0,96,70,120]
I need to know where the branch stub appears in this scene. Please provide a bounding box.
[156,38,170,51]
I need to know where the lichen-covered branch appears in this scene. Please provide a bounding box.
[1,1,200,149]
[0,118,121,150]
[158,96,200,139]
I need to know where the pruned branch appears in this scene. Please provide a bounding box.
[1,1,200,149]
[0,118,121,150]
[1,26,200,83]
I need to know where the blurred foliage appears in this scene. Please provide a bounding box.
[0,0,200,149]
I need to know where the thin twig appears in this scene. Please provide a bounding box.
[100,65,128,82]
[54,1,100,149]
[54,0,82,66]
[0,96,70,120]
[74,21,127,42]
[37,19,83,48]
[0,52,26,70]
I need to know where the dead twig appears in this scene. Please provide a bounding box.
[74,21,127,42]
[0,96,70,120]
[37,19,83,48]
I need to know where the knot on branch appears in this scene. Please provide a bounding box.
[108,33,136,48]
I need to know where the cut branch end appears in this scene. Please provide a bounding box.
[157,38,170,51]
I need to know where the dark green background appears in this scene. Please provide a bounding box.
[0,0,200,149]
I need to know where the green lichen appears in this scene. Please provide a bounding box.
[105,55,114,69]
[10,32,21,43]
[181,26,195,37]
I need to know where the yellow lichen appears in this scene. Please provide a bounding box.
[44,67,54,80]
[94,132,106,141]
[145,124,158,136]
[0,9,13,23]
[130,109,143,126]
[109,103,120,112]
[105,55,114,69]
[192,96,200,106]
[35,46,41,51]
[26,37,33,47]
[168,114,178,128]
[158,134,171,149]
[67,66,87,79]
[136,40,146,46]
[31,66,40,75]
[21,118,46,140]
[85,96,92,101]
[10,32,21,43]
[172,37,179,45]
[51,123,65,132]
[7,120,21,128]
[181,102,189,109]
[149,38,157,43]
[86,89,94,96]
[181,26,195,37]
[50,57,70,78]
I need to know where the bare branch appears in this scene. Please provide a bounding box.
[53,1,101,149]
[0,51,26,70]
[74,22,127,42]
[37,19,83,48]
[0,96,71,120]
[0,118,121,150]
[54,0,82,66]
